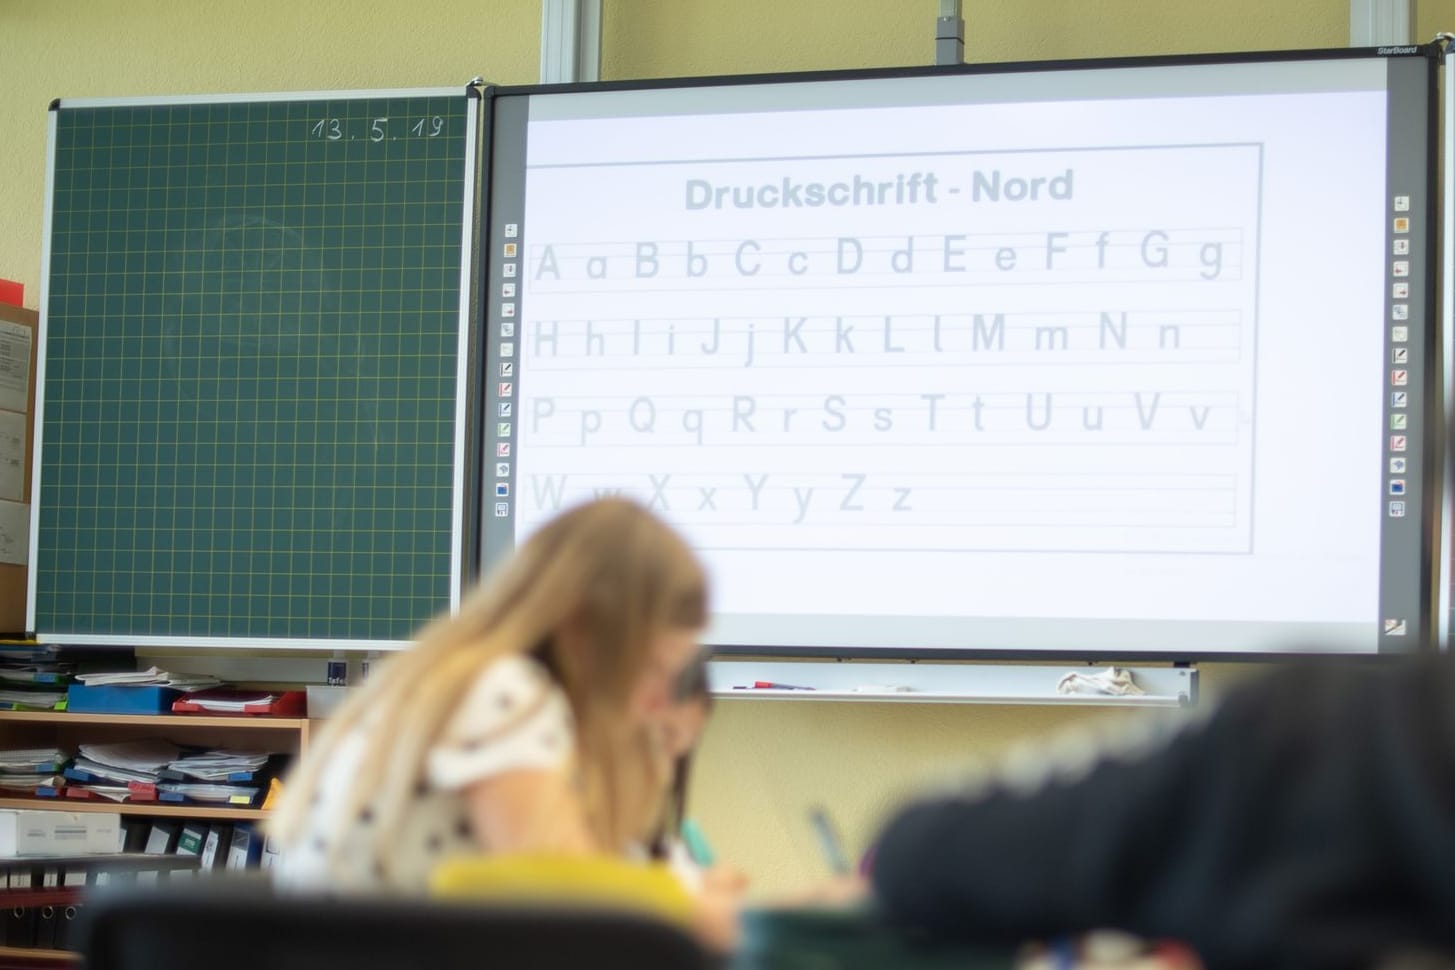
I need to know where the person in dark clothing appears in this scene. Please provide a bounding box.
[870,657,1455,969]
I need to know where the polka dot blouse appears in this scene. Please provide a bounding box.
[273,655,574,893]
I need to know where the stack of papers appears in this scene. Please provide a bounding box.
[0,774,64,791]
[157,749,277,806]
[0,748,68,772]
[0,646,63,666]
[156,782,260,805]
[0,747,70,795]
[68,758,158,785]
[167,750,273,781]
[66,784,134,803]
[176,691,281,712]
[0,663,75,686]
[71,739,183,785]
[0,646,72,712]
[0,688,66,711]
[73,667,221,691]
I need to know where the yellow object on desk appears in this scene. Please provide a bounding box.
[431,854,695,927]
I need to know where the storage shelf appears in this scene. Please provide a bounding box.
[0,697,308,851]
[0,798,267,821]
[0,712,307,730]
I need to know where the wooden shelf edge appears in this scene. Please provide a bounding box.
[0,946,76,963]
[0,798,268,821]
[0,712,308,729]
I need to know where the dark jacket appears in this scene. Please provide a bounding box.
[870,659,1455,969]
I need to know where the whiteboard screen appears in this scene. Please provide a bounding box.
[480,49,1437,658]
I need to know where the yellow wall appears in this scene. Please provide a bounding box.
[3,0,1452,895]
[12,0,1455,305]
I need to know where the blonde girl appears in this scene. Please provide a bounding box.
[270,498,708,891]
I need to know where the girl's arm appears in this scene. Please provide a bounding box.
[462,767,599,854]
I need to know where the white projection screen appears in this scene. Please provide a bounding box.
[478,47,1439,660]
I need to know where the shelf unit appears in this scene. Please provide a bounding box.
[0,710,313,967]
[0,709,309,817]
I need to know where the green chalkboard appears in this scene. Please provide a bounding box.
[33,90,476,645]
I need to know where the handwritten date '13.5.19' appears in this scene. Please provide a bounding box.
[310,115,446,142]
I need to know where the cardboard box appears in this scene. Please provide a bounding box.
[304,684,349,717]
[0,809,122,856]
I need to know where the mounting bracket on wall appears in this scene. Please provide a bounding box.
[541,0,602,84]
[936,0,965,66]
[1348,0,1414,46]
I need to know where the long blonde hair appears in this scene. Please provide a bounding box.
[269,498,708,869]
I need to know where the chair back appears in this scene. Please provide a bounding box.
[78,883,713,970]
